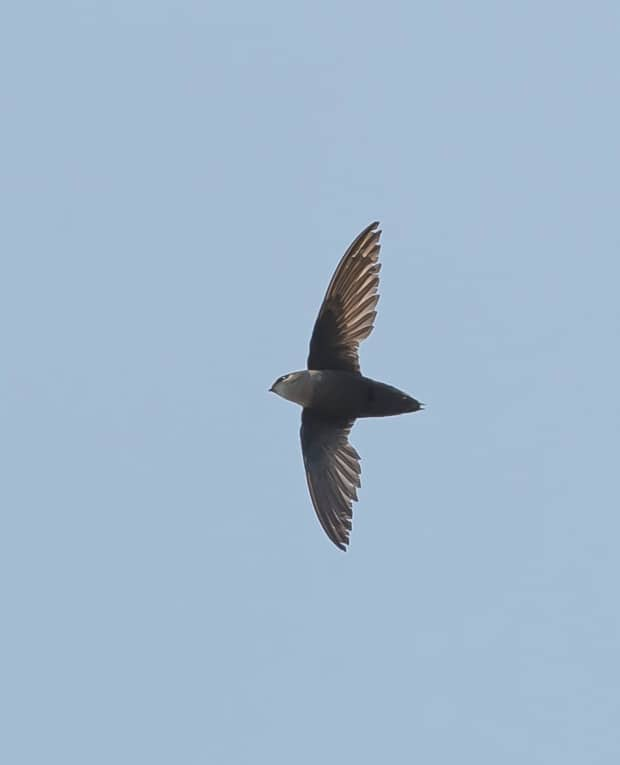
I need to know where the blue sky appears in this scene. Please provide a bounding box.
[2,2,619,763]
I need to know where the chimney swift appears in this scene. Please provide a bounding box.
[270,222,423,551]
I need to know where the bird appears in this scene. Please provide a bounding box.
[270,221,423,551]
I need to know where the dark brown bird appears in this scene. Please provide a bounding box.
[270,222,423,550]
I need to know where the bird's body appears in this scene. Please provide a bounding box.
[270,222,423,551]
[273,369,420,419]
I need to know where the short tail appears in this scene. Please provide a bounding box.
[360,380,423,418]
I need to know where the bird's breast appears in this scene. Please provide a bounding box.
[306,371,370,418]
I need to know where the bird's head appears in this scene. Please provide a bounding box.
[269,370,313,407]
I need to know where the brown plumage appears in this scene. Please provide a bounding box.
[308,221,381,373]
[270,222,423,551]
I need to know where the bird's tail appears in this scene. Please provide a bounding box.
[359,381,423,418]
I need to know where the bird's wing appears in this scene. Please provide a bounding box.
[300,408,361,551]
[307,221,381,373]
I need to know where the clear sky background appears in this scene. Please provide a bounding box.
[2,2,619,763]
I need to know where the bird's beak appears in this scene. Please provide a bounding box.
[269,385,275,393]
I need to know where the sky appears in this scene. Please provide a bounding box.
[1,2,619,763]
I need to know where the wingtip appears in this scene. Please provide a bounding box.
[359,220,381,236]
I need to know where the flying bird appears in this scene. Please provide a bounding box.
[270,222,423,550]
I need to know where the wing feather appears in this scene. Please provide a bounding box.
[307,222,382,373]
[300,409,362,551]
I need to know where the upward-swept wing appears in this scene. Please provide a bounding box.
[307,222,381,373]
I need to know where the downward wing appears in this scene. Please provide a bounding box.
[300,409,361,551]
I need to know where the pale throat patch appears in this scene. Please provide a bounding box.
[274,370,318,407]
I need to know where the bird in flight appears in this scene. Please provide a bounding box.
[270,222,423,551]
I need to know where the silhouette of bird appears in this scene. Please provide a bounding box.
[270,222,423,550]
